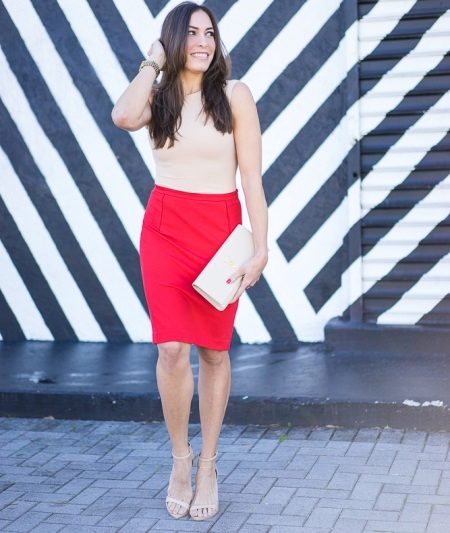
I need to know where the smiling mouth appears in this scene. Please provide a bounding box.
[191,53,209,59]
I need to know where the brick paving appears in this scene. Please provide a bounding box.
[0,417,449,532]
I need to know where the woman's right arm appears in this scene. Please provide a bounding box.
[111,40,166,132]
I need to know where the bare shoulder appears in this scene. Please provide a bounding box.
[228,80,255,111]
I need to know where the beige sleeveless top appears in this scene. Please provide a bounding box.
[150,80,238,193]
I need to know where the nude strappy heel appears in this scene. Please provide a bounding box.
[165,441,195,519]
[189,450,219,521]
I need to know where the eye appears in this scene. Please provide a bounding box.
[188,29,195,35]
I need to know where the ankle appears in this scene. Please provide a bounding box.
[197,450,217,469]
[172,441,192,459]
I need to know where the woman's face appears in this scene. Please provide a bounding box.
[184,10,216,74]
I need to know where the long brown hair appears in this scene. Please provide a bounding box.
[149,1,232,149]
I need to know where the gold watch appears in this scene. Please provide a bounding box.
[139,59,161,77]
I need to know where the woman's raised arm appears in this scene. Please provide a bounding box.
[111,39,166,132]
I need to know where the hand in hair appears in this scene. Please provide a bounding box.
[148,39,166,71]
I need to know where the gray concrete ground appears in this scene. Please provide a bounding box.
[0,417,449,532]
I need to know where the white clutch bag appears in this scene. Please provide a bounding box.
[192,224,254,311]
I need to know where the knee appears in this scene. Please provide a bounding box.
[199,348,228,367]
[157,342,190,373]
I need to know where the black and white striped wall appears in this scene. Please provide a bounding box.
[1,0,449,349]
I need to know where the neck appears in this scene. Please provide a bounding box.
[180,70,203,96]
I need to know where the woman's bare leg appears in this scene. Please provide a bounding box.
[190,346,231,519]
[156,341,194,516]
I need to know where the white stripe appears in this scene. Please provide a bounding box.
[0,48,151,342]
[318,95,450,321]
[268,12,450,242]
[261,0,417,183]
[291,195,349,287]
[264,243,320,341]
[271,12,450,317]
[364,281,450,298]
[155,0,204,23]
[358,0,418,56]
[219,0,272,52]
[0,240,53,340]
[364,259,450,281]
[243,0,343,102]
[112,0,158,57]
[361,91,450,215]
[113,0,205,57]
[320,172,450,319]
[236,174,318,341]
[231,175,272,342]
[235,295,271,344]
[377,253,450,325]
[5,0,144,249]
[261,10,354,178]
[113,0,265,61]
[0,148,105,341]
[57,0,155,178]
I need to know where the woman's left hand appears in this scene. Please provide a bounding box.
[227,252,268,304]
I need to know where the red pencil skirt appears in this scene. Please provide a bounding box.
[139,184,242,350]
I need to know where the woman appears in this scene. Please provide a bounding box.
[112,1,268,521]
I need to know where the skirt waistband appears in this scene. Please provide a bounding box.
[152,184,238,202]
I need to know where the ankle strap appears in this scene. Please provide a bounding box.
[198,450,217,462]
[171,441,192,459]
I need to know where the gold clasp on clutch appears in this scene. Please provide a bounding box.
[224,256,238,270]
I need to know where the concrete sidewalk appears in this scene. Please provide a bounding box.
[2,342,450,430]
[0,416,450,532]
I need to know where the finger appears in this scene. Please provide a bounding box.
[229,280,252,303]
[226,270,245,284]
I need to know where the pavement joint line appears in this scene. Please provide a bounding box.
[1,417,450,531]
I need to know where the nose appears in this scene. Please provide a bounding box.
[197,33,207,46]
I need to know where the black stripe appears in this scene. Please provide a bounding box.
[87,0,142,81]
[0,101,131,342]
[230,327,241,347]
[362,56,450,177]
[0,5,147,312]
[289,58,449,270]
[243,277,299,348]
[360,3,449,96]
[362,214,450,322]
[264,0,444,208]
[418,294,450,326]
[304,225,360,313]
[32,0,153,206]
[203,0,239,21]
[142,0,169,17]
[305,140,449,313]
[142,0,239,20]
[0,197,76,341]
[230,0,304,80]
[258,0,347,133]
[359,0,448,19]
[362,132,450,255]
[300,78,447,309]
[0,290,26,342]
[278,144,359,261]
[262,11,358,205]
